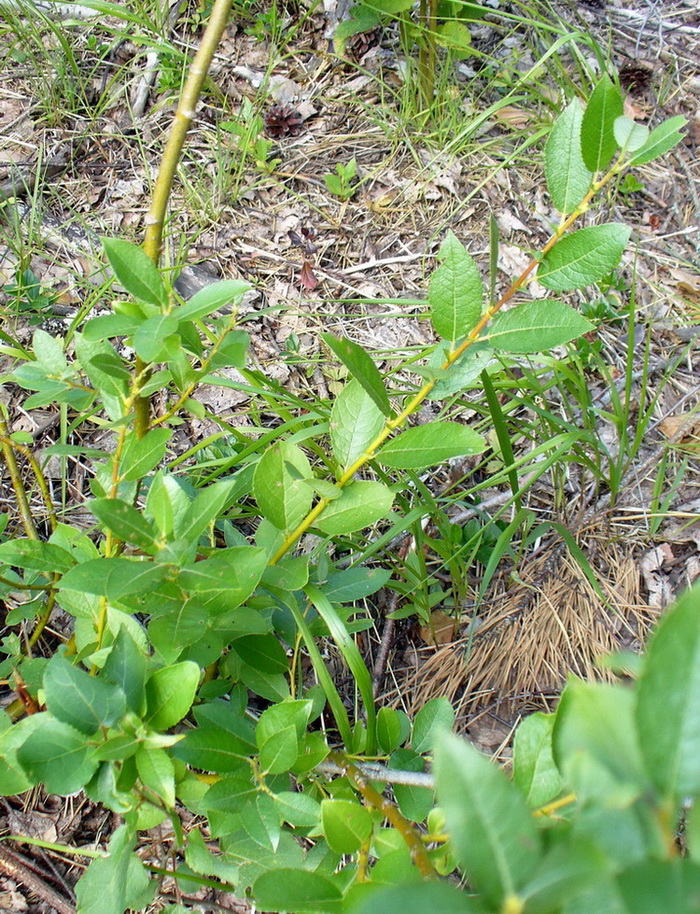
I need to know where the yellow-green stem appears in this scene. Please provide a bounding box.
[143,0,233,263]
[417,0,430,106]
[329,750,437,878]
[534,792,576,817]
[270,160,623,566]
[134,0,233,437]
[28,589,58,649]
[0,417,39,540]
[426,0,437,103]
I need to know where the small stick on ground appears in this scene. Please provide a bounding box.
[373,534,413,696]
[0,843,76,914]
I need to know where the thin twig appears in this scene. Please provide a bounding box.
[0,843,75,914]
[328,751,437,877]
[373,534,414,696]
[317,758,435,790]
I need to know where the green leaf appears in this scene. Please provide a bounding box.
[322,333,392,417]
[144,661,200,731]
[103,238,167,307]
[283,596,353,748]
[173,724,253,774]
[59,558,167,599]
[553,679,648,799]
[75,824,155,914]
[627,115,686,166]
[314,480,394,535]
[255,700,313,747]
[377,708,409,755]
[546,98,592,214]
[239,664,289,702]
[253,442,314,532]
[390,749,433,823]
[0,753,32,796]
[322,566,391,603]
[321,799,373,853]
[0,539,75,574]
[293,732,330,774]
[357,0,416,13]
[437,20,472,58]
[149,601,208,662]
[426,341,493,400]
[208,329,250,371]
[0,714,35,795]
[253,868,342,913]
[412,697,455,753]
[376,421,485,469]
[331,378,386,470]
[43,654,126,735]
[231,634,289,675]
[201,774,257,814]
[559,876,625,913]
[259,725,299,774]
[102,629,147,715]
[82,312,142,340]
[176,472,252,541]
[144,472,182,538]
[538,223,631,291]
[88,351,131,380]
[616,859,700,913]
[195,697,257,743]
[488,300,594,352]
[176,279,250,322]
[275,791,322,828]
[636,585,700,798]
[429,231,483,341]
[185,827,240,884]
[334,7,382,45]
[513,712,563,808]
[261,556,310,593]
[521,838,610,912]
[346,882,481,914]
[33,328,67,374]
[135,746,175,808]
[132,314,179,362]
[16,714,98,794]
[613,116,649,153]
[74,335,127,419]
[580,74,623,172]
[119,428,172,482]
[435,731,541,905]
[90,498,159,552]
[178,547,268,613]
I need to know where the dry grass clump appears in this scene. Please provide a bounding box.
[391,529,658,730]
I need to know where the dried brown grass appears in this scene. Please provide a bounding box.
[389,530,660,728]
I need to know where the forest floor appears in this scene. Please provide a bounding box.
[0,0,699,909]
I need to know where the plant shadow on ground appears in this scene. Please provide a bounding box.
[0,0,699,910]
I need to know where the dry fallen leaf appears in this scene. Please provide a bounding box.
[639,546,675,608]
[623,97,649,121]
[299,260,319,291]
[419,610,457,646]
[658,413,700,444]
[493,106,533,129]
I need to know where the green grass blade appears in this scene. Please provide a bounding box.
[284,594,353,749]
[480,368,521,512]
[305,584,377,754]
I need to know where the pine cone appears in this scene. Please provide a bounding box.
[264,104,304,138]
[620,60,654,93]
[345,26,382,61]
